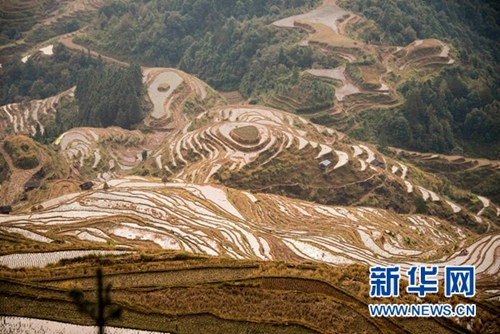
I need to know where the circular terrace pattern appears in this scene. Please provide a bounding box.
[218,122,269,152]
[229,125,261,145]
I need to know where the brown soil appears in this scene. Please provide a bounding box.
[59,34,129,67]
[220,91,245,104]
[230,126,260,144]
[0,145,43,205]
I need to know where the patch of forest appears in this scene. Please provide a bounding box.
[75,63,144,129]
[342,0,500,158]
[1,45,145,142]
[0,44,91,105]
[75,0,338,113]
[355,70,500,157]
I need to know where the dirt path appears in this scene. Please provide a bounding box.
[0,146,43,205]
[336,13,360,35]
[59,34,129,67]
[390,147,500,170]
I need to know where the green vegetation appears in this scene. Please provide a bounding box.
[76,0,340,113]
[342,0,499,63]
[3,136,40,170]
[0,0,88,46]
[0,44,98,105]
[1,48,145,142]
[0,0,58,44]
[355,72,499,157]
[75,63,144,129]
[249,70,335,114]
[216,146,416,214]
[41,94,79,143]
[345,63,380,90]
[342,0,500,158]
[182,22,339,105]
[394,152,500,204]
[25,18,83,44]
[79,0,319,70]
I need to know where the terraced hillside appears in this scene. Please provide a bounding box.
[0,135,69,205]
[389,148,500,206]
[142,68,224,128]
[0,87,74,138]
[1,62,496,232]
[0,177,498,275]
[0,251,499,333]
[0,1,498,333]
[40,67,225,180]
[146,101,495,227]
[0,0,60,33]
[8,59,476,226]
[0,0,107,59]
[271,0,455,127]
[40,75,497,228]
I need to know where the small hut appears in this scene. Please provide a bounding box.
[24,179,41,192]
[79,181,94,191]
[319,160,332,170]
[0,205,12,214]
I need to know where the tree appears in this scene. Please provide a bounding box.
[75,64,144,130]
[415,197,428,214]
[389,116,411,144]
[464,108,491,141]
[69,268,122,334]
[42,83,56,97]
[29,79,45,99]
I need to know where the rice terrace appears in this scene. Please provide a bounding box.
[0,0,499,333]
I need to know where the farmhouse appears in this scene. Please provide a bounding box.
[459,249,469,256]
[0,205,12,214]
[24,180,41,192]
[79,181,94,191]
[319,159,332,170]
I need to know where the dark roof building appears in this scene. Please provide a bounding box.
[0,205,12,214]
[79,181,94,191]
[319,160,332,170]
[24,179,41,192]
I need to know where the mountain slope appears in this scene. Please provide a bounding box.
[0,1,498,333]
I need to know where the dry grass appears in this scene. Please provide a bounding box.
[358,65,385,87]
[157,83,171,92]
[303,22,361,49]
[3,136,40,170]
[230,125,260,144]
[1,255,496,334]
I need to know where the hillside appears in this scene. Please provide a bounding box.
[338,0,500,158]
[3,253,498,334]
[0,0,498,333]
[6,70,494,228]
[0,67,498,332]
